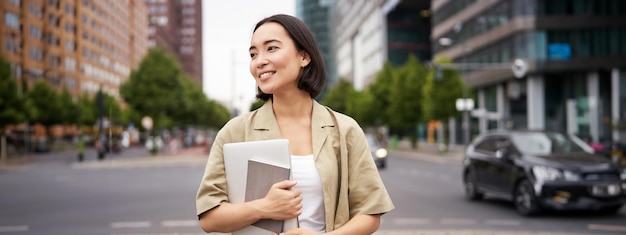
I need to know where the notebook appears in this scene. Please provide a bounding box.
[223,139,299,234]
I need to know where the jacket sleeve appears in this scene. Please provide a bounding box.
[343,118,395,217]
[195,119,236,217]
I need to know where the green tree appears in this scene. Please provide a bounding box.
[346,90,375,127]
[368,62,396,126]
[249,99,265,111]
[77,93,96,126]
[320,79,355,114]
[29,80,62,126]
[0,58,24,128]
[120,47,185,127]
[423,57,465,121]
[102,92,122,125]
[59,88,80,124]
[387,54,427,147]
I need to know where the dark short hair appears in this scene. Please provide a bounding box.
[253,14,326,101]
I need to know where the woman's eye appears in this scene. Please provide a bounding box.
[249,52,257,58]
[268,46,278,51]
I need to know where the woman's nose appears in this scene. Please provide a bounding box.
[254,54,268,68]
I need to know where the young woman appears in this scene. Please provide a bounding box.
[196,14,394,235]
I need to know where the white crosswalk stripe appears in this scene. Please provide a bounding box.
[161,220,198,227]
[111,221,151,229]
[0,226,28,233]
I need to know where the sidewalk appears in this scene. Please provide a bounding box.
[390,139,465,163]
[72,146,209,169]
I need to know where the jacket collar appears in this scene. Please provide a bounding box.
[252,99,335,157]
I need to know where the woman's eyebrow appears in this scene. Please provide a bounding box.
[249,39,282,51]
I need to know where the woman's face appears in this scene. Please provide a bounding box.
[249,22,310,97]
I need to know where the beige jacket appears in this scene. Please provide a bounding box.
[196,100,394,232]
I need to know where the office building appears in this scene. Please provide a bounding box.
[144,0,203,86]
[333,0,431,90]
[0,0,149,99]
[432,0,626,143]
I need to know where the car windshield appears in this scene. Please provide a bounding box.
[510,132,593,156]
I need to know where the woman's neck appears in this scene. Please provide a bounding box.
[272,93,313,119]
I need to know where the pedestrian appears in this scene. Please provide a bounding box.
[195,14,394,235]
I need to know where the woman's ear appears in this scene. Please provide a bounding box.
[300,51,311,67]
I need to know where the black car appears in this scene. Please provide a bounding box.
[462,130,626,216]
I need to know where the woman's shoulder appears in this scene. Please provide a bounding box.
[319,103,361,129]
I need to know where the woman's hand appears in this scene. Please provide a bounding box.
[258,180,302,220]
[274,227,322,235]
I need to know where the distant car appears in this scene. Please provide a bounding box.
[462,130,626,216]
[366,134,387,169]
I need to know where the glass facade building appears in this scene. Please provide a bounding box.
[432,0,626,145]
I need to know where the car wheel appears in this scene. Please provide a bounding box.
[464,170,483,201]
[514,179,540,216]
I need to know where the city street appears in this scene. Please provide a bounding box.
[0,146,625,235]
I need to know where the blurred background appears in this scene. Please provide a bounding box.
[1,0,626,234]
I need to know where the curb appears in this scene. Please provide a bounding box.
[71,154,207,169]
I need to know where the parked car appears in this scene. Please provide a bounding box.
[366,134,388,169]
[462,129,626,216]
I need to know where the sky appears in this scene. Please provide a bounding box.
[202,0,296,113]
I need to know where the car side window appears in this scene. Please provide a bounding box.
[475,138,497,153]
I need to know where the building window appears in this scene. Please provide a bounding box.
[5,37,18,53]
[8,0,20,7]
[65,77,76,89]
[29,2,42,18]
[29,25,42,40]
[64,40,75,51]
[180,46,194,54]
[29,47,43,61]
[4,12,19,29]
[65,56,76,71]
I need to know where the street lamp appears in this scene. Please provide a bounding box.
[438,36,474,146]
[456,97,474,145]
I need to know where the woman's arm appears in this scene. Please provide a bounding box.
[199,180,303,233]
[282,214,380,235]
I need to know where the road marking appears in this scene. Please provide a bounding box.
[111,221,151,229]
[0,226,28,233]
[588,224,626,232]
[485,219,521,226]
[161,220,197,227]
[440,218,476,225]
[393,218,432,225]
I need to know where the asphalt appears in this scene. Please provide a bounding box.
[5,142,604,235]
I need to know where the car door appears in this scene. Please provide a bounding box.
[490,137,519,193]
[471,137,498,190]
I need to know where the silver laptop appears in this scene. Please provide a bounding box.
[223,139,299,234]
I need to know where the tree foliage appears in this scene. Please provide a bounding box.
[120,47,229,129]
[367,62,396,126]
[320,79,355,114]
[387,54,427,130]
[0,58,24,128]
[249,99,265,111]
[29,80,62,126]
[120,47,185,124]
[423,57,465,121]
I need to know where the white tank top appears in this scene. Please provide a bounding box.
[290,154,326,232]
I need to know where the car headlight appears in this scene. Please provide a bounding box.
[375,148,387,158]
[620,168,626,180]
[532,166,580,181]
